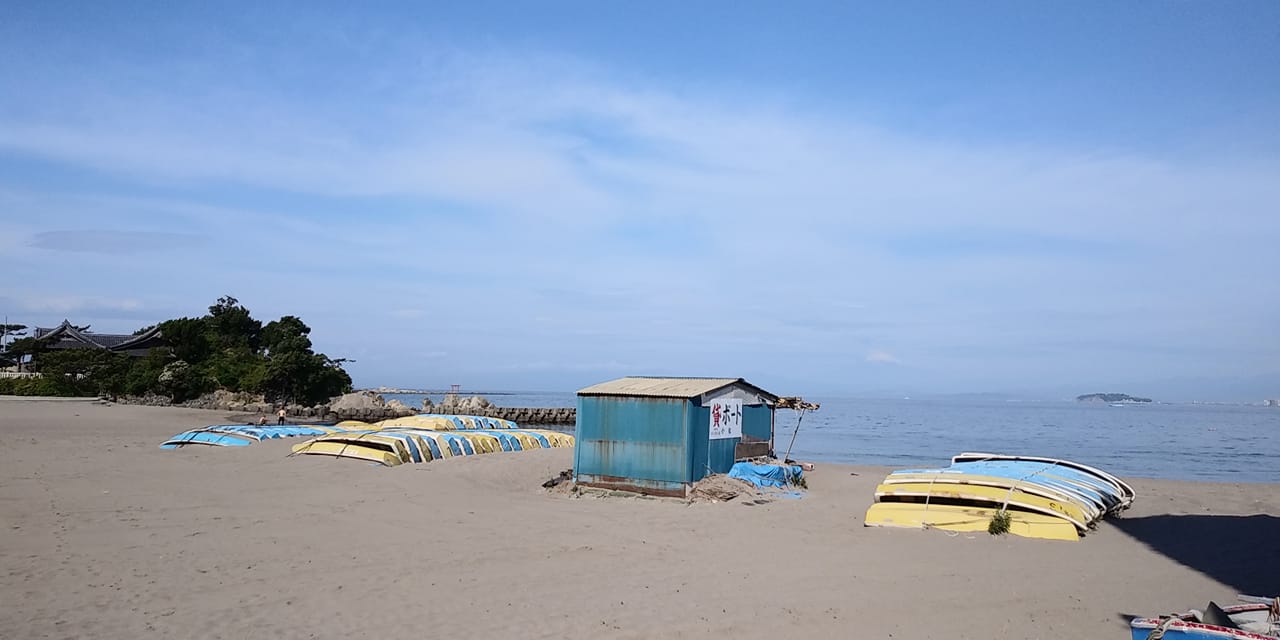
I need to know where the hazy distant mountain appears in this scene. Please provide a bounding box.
[1008,372,1280,404]
[1076,393,1152,403]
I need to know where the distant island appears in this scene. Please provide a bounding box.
[1076,393,1152,403]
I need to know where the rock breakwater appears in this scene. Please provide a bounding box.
[116,389,576,425]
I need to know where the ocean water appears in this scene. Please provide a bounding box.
[773,397,1280,483]
[382,392,1280,483]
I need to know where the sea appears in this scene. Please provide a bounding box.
[382,392,1280,483]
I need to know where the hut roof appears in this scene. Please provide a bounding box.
[577,376,777,402]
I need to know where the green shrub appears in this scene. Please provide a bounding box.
[988,510,1012,535]
[4,295,352,404]
[0,375,94,397]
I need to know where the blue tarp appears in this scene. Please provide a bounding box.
[728,462,804,489]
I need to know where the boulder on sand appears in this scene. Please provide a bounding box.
[436,394,493,414]
[328,391,387,413]
[385,399,415,417]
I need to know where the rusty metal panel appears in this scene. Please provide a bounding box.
[575,395,691,484]
[576,475,687,497]
[735,441,770,460]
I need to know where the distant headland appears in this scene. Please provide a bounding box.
[361,387,520,396]
[1076,393,1152,403]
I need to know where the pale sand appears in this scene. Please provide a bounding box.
[1,397,1276,639]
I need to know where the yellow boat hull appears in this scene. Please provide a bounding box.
[334,420,375,429]
[375,416,460,431]
[290,424,575,467]
[459,432,501,453]
[864,502,1079,542]
[527,430,575,448]
[384,428,488,457]
[879,474,1101,523]
[297,433,416,463]
[291,440,404,467]
[874,482,1090,531]
[374,415,523,431]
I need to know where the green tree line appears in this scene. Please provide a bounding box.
[0,296,352,404]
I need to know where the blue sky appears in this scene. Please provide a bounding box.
[2,2,1278,399]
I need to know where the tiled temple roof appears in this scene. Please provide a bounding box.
[34,320,164,352]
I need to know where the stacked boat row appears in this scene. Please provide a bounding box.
[160,413,576,467]
[863,453,1135,542]
[161,424,351,448]
[339,414,523,431]
[291,426,574,466]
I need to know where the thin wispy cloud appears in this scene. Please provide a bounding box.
[866,350,901,365]
[8,295,143,315]
[28,229,206,254]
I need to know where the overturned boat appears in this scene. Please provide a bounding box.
[874,479,1095,531]
[160,430,257,448]
[372,414,519,431]
[864,501,1081,542]
[288,438,406,466]
[864,453,1133,542]
[951,452,1135,509]
[160,424,342,448]
[1130,599,1279,639]
[289,426,574,466]
[161,413,574,466]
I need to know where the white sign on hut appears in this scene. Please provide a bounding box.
[708,398,742,439]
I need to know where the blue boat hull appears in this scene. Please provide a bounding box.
[1130,603,1278,640]
[160,431,255,448]
[890,461,1120,513]
[1130,620,1275,639]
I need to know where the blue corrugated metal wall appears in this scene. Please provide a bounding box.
[688,404,710,480]
[742,404,772,441]
[575,395,690,493]
[687,403,775,480]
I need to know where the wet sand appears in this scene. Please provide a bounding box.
[1,396,1276,639]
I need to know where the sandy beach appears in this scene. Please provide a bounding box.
[1,396,1276,639]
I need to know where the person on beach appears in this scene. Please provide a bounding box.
[277,408,287,425]
[257,415,269,426]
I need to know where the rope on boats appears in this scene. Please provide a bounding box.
[334,434,374,463]
[911,474,939,530]
[1000,480,1019,513]
[922,474,937,519]
[1146,616,1178,640]
[1003,461,1064,520]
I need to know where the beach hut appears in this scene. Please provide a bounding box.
[574,376,779,497]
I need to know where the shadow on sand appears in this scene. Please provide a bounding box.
[1111,514,1280,596]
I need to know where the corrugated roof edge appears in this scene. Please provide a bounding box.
[576,376,779,402]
